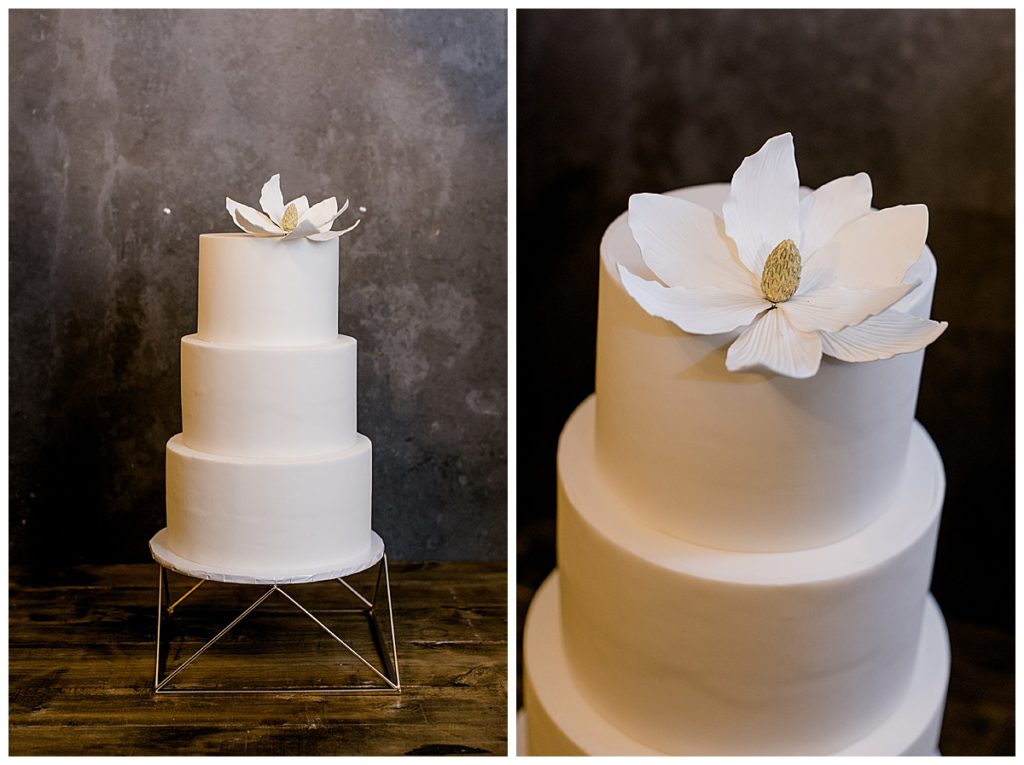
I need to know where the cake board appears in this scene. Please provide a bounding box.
[148,529,399,694]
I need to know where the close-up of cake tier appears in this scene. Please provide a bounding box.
[522,182,950,756]
[161,233,373,578]
[523,396,948,755]
[595,184,938,553]
[523,572,949,755]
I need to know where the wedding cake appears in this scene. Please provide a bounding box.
[154,175,370,579]
[521,135,951,755]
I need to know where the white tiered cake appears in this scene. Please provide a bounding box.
[522,137,950,756]
[154,176,371,580]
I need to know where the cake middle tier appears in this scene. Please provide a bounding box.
[180,334,357,459]
[557,395,945,755]
[166,433,372,576]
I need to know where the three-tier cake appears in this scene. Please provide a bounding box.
[153,176,370,580]
[522,135,951,755]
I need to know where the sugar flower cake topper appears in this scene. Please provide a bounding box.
[225,174,360,241]
[620,133,947,379]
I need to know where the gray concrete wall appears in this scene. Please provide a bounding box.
[10,9,507,563]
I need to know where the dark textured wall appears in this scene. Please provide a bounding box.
[10,9,507,563]
[518,9,1013,630]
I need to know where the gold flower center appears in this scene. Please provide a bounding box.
[281,203,299,232]
[760,239,801,303]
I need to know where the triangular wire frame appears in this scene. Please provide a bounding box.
[154,555,400,694]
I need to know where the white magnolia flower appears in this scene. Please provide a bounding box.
[225,174,360,241]
[620,133,948,379]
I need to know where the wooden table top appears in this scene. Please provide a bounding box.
[10,562,507,756]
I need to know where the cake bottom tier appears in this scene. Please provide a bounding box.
[523,572,950,756]
[165,433,372,576]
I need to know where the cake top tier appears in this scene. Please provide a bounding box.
[197,234,342,347]
[618,133,947,379]
[225,174,360,242]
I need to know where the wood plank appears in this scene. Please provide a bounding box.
[9,644,505,695]
[9,722,505,756]
[9,562,508,756]
[9,603,507,645]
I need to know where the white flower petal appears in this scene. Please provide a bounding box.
[726,307,823,379]
[302,196,338,229]
[285,196,310,218]
[811,204,928,289]
[797,254,838,294]
[307,231,340,241]
[259,174,285,225]
[226,198,284,235]
[279,218,322,241]
[618,263,768,335]
[820,310,948,362]
[779,282,912,333]
[307,218,361,241]
[627,193,756,294]
[314,199,355,233]
[799,172,872,257]
[722,133,801,276]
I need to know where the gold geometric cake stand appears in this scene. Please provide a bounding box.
[148,529,399,694]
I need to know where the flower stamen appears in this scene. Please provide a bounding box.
[761,239,801,303]
[281,203,299,232]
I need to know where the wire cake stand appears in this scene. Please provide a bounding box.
[148,529,399,694]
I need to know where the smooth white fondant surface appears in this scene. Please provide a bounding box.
[180,334,357,458]
[522,572,949,756]
[165,433,372,575]
[557,395,944,755]
[595,183,939,552]
[197,234,340,346]
[149,528,385,584]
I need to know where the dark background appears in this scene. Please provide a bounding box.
[9,9,507,563]
[517,8,1013,753]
